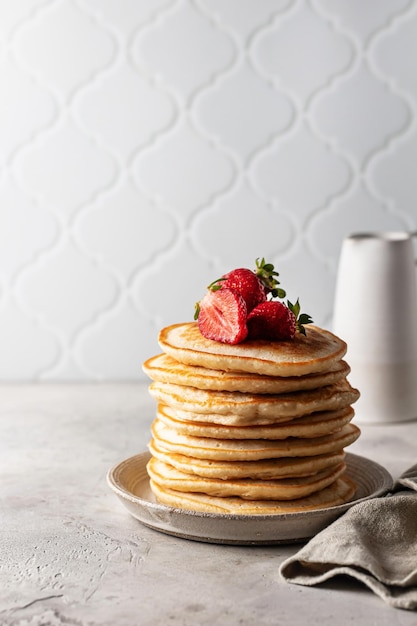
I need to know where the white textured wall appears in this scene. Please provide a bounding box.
[1,0,417,380]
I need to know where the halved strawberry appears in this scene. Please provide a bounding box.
[196,288,248,344]
[247,301,296,341]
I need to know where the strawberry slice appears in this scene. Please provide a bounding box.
[196,288,248,344]
[247,301,296,341]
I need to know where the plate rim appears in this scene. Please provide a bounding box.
[107,450,393,523]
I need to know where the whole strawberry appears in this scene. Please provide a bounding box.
[220,268,266,313]
[208,258,286,313]
[247,301,296,341]
[195,287,248,344]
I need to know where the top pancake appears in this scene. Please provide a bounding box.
[158,322,347,377]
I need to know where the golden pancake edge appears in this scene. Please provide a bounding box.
[148,438,346,479]
[143,353,351,394]
[156,403,355,439]
[151,419,360,461]
[149,476,357,515]
[149,379,359,421]
[147,457,347,500]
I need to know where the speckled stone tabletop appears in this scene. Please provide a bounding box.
[1,383,416,626]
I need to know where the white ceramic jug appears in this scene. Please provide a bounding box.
[333,231,417,423]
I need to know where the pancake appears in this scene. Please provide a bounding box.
[156,402,355,427]
[143,353,351,394]
[149,439,346,479]
[147,457,346,500]
[151,419,361,461]
[158,322,347,377]
[156,404,355,439]
[149,379,360,421]
[149,475,357,514]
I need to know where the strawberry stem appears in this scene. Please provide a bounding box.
[255,257,286,299]
[287,299,313,335]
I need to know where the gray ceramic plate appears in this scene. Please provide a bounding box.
[107,451,393,545]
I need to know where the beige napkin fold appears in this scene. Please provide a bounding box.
[280,464,417,611]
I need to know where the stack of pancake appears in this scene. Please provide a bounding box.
[143,322,360,515]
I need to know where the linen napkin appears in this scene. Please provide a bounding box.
[280,464,417,610]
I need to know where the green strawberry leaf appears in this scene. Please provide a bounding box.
[287,298,313,335]
[207,277,226,292]
[255,258,286,299]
